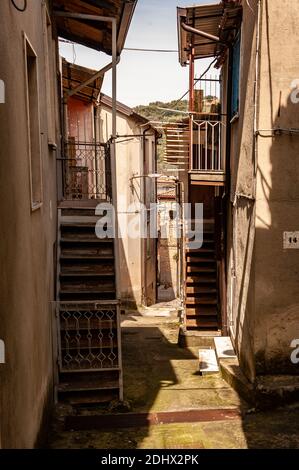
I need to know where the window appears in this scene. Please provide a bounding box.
[43,4,56,145]
[24,35,43,210]
[231,32,241,119]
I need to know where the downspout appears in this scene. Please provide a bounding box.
[189,47,195,172]
[254,0,262,177]
[141,124,152,305]
[181,21,223,44]
[154,130,159,304]
[223,46,233,336]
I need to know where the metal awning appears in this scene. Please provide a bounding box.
[53,0,137,55]
[62,59,104,102]
[177,1,242,67]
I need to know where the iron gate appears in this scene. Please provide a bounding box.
[61,140,112,201]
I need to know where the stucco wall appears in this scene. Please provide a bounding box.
[254,0,299,374]
[68,97,94,142]
[225,0,257,381]
[0,1,59,447]
[100,105,156,306]
[158,200,178,301]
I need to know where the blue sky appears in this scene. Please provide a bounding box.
[59,0,218,107]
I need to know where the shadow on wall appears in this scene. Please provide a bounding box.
[253,90,299,374]
[231,0,299,382]
[118,237,138,310]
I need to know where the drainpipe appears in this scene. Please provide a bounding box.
[181,21,223,44]
[254,0,262,177]
[189,48,195,171]
[141,124,152,305]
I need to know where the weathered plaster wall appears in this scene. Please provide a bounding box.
[226,0,258,382]
[68,97,94,142]
[158,200,178,301]
[254,0,299,374]
[0,1,58,448]
[227,0,299,379]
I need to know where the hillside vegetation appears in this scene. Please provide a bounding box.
[134,99,188,123]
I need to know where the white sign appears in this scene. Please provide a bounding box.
[290,339,299,365]
[0,340,5,364]
[283,232,299,249]
[0,80,5,104]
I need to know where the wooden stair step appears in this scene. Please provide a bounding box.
[60,271,115,277]
[61,238,113,244]
[186,258,215,264]
[187,266,216,273]
[57,380,119,393]
[186,305,218,315]
[60,254,114,261]
[185,298,217,305]
[186,286,217,294]
[186,277,217,284]
[65,390,119,406]
[60,287,115,294]
[186,319,219,329]
[61,254,114,260]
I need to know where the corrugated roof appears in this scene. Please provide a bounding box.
[177,1,242,67]
[53,0,137,55]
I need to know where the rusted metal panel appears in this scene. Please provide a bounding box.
[177,2,242,67]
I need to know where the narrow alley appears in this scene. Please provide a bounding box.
[1,0,299,458]
[49,304,299,449]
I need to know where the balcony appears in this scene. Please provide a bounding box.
[189,115,225,186]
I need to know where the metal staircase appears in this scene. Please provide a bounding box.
[55,205,123,405]
[184,220,220,330]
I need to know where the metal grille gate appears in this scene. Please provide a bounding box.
[62,140,112,201]
[56,301,123,402]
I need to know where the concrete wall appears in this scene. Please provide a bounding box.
[0,1,59,447]
[224,0,257,381]
[254,0,299,374]
[100,105,156,306]
[68,97,94,142]
[157,199,178,301]
[226,0,299,380]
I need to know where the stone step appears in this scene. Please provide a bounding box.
[198,349,219,375]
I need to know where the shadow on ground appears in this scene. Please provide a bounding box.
[48,311,299,449]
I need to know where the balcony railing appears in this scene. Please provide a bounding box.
[190,117,224,172]
[61,139,112,201]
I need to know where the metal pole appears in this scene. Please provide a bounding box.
[189,48,194,171]
[110,18,121,301]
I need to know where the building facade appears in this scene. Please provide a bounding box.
[100,94,158,307]
[0,0,60,448]
[62,60,158,308]
[176,0,299,382]
[0,0,138,449]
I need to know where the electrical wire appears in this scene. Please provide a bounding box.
[124,47,178,53]
[169,58,218,110]
[11,0,27,12]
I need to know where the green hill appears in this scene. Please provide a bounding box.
[134,99,188,123]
